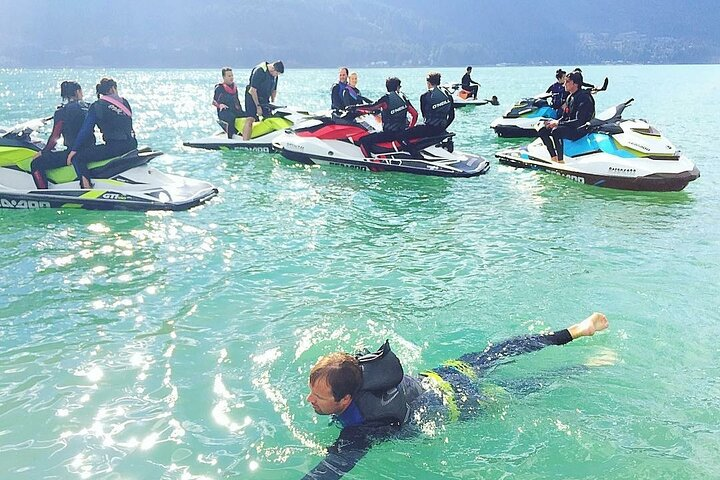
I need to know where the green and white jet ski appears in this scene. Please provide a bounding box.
[183,106,314,152]
[0,123,217,211]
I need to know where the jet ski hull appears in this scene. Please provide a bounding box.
[275,135,490,178]
[0,165,218,211]
[496,145,699,192]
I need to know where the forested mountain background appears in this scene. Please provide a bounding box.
[1,0,717,67]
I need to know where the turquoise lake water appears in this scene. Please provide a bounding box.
[1,65,719,479]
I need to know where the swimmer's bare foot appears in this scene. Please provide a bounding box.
[568,312,609,339]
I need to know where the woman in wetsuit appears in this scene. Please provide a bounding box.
[66,77,137,189]
[342,72,372,107]
[30,81,94,189]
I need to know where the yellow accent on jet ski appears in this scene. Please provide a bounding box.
[0,146,36,166]
[234,117,292,139]
[11,155,115,184]
[79,189,106,200]
[422,371,460,421]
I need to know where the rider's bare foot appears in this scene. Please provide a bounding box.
[568,312,609,339]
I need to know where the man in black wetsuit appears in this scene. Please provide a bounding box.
[461,66,480,99]
[537,71,595,163]
[30,81,94,189]
[330,67,349,110]
[400,71,454,150]
[244,60,284,140]
[354,77,418,158]
[213,67,246,139]
[303,312,610,479]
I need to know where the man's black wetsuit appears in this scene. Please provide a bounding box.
[71,94,137,185]
[245,61,278,119]
[396,87,455,155]
[461,71,479,99]
[355,92,418,157]
[31,100,94,189]
[538,88,595,161]
[213,82,245,138]
[302,329,577,479]
[331,82,348,110]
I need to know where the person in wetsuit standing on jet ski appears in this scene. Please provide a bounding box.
[66,77,137,189]
[537,71,595,164]
[302,312,610,479]
[353,77,418,158]
[213,67,247,139]
[30,81,95,189]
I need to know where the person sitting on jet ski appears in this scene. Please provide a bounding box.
[66,77,138,189]
[537,71,595,164]
[353,77,418,158]
[331,67,349,110]
[342,71,372,107]
[461,66,480,100]
[399,71,455,149]
[545,68,568,114]
[30,81,95,189]
[303,312,611,479]
[244,60,284,141]
[213,67,248,139]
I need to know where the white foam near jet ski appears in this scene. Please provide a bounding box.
[495,99,700,192]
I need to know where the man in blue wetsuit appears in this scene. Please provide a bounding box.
[537,71,595,163]
[330,67,349,110]
[303,312,610,479]
[243,60,284,140]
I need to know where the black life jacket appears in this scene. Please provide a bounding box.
[381,92,409,133]
[94,96,134,142]
[57,100,93,149]
[423,87,453,128]
[353,340,423,427]
[215,83,242,112]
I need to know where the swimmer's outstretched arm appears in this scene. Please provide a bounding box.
[301,428,372,480]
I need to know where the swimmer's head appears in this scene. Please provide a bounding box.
[307,352,361,415]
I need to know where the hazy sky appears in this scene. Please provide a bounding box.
[1,0,718,67]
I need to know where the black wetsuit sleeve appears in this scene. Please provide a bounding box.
[301,428,373,480]
[356,94,388,113]
[331,84,344,109]
[560,94,594,130]
[447,96,455,128]
[420,91,430,120]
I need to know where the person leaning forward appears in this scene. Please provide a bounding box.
[243,60,284,140]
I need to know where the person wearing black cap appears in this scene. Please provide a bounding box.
[537,71,595,163]
[546,69,568,114]
[243,60,284,140]
[461,66,480,100]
